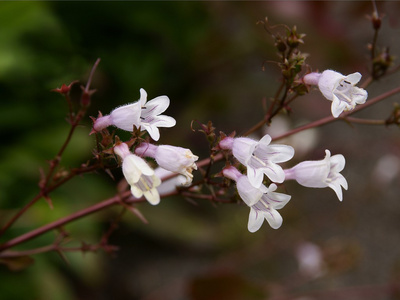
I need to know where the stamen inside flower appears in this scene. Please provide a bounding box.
[253,198,269,211]
[252,154,267,167]
[136,176,153,192]
[335,81,353,104]
[261,200,269,210]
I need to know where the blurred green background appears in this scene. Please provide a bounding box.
[1,1,400,300]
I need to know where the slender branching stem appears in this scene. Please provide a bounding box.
[344,117,386,125]
[0,193,126,252]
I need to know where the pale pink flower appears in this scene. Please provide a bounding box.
[303,70,368,118]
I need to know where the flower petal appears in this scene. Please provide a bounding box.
[150,115,177,128]
[265,191,291,210]
[144,188,160,205]
[142,124,161,141]
[330,154,346,172]
[257,144,295,163]
[248,208,264,233]
[247,166,264,188]
[141,96,170,118]
[345,72,362,84]
[258,134,272,146]
[264,209,283,229]
[122,156,142,184]
[336,173,348,190]
[352,87,368,104]
[130,185,144,198]
[331,98,347,118]
[327,182,343,201]
[130,155,154,176]
[263,163,286,183]
[139,88,148,106]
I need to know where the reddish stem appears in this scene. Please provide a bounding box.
[0,193,126,252]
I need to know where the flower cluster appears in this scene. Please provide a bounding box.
[92,88,198,205]
[90,81,352,232]
[220,134,348,232]
[303,70,368,118]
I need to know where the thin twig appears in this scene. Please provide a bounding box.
[344,117,386,125]
[0,193,126,252]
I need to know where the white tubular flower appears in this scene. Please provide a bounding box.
[219,135,294,187]
[114,143,161,205]
[303,70,368,118]
[135,143,198,185]
[284,149,348,201]
[222,166,291,232]
[92,88,176,141]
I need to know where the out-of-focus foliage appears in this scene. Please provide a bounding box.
[1,1,400,300]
